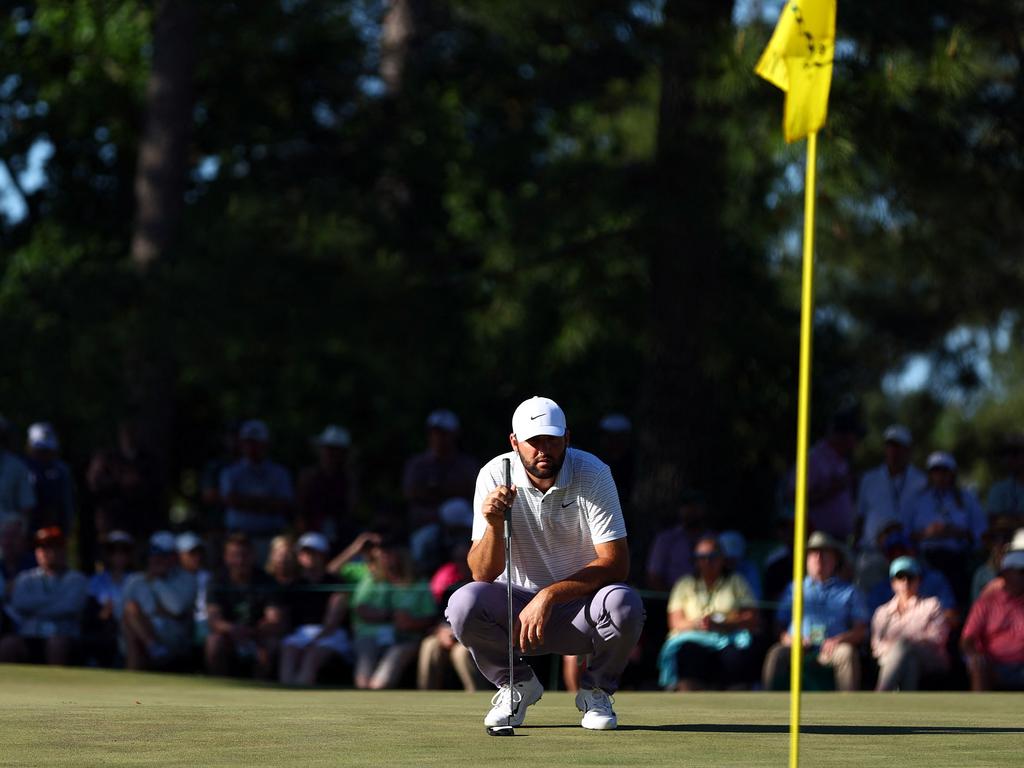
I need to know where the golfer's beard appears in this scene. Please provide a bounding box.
[521,451,565,481]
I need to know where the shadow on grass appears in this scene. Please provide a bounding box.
[602,724,1024,735]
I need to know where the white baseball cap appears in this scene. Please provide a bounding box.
[296,532,329,554]
[176,531,204,553]
[926,451,957,472]
[883,424,912,447]
[27,422,59,451]
[315,424,351,448]
[512,396,567,442]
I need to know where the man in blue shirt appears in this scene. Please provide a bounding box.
[761,531,869,691]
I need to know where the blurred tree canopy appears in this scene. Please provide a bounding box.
[1,0,1022,533]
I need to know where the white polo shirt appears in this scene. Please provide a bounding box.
[471,448,626,591]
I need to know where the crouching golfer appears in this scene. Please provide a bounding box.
[446,396,644,730]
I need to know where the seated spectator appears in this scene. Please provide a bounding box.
[657,535,759,691]
[870,556,950,691]
[971,516,1017,602]
[84,530,136,667]
[762,532,869,691]
[122,531,198,670]
[418,535,482,691]
[646,490,709,592]
[265,534,299,589]
[961,549,1024,691]
[177,532,211,642]
[0,526,87,665]
[24,423,76,536]
[278,533,350,686]
[205,534,284,678]
[905,451,986,605]
[409,496,473,579]
[352,539,435,689]
[220,419,294,563]
[864,530,958,626]
[1,514,35,595]
[297,425,357,546]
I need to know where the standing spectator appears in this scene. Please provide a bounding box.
[122,531,198,670]
[177,532,211,642]
[961,548,1024,691]
[906,451,986,605]
[0,526,87,666]
[220,419,294,563]
[204,533,283,678]
[402,409,477,534]
[986,433,1024,526]
[278,532,350,686]
[24,423,76,537]
[856,425,927,551]
[84,530,136,667]
[787,409,863,542]
[297,425,357,546]
[646,490,710,592]
[762,532,869,691]
[657,535,759,691]
[199,422,240,539]
[0,417,35,526]
[870,556,950,691]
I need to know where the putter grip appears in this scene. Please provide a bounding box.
[502,457,512,524]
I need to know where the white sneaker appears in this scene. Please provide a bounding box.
[575,687,617,730]
[483,675,544,728]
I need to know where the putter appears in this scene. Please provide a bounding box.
[486,457,516,737]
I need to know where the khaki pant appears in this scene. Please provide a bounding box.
[762,641,861,691]
[876,639,946,691]
[417,634,482,691]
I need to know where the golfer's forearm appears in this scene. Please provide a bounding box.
[467,528,505,582]
[538,558,628,606]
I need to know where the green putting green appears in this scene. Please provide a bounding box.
[0,666,1020,767]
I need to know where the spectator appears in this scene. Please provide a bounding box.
[205,533,284,678]
[24,423,76,536]
[265,534,299,589]
[762,531,869,691]
[220,419,294,563]
[0,417,36,526]
[84,530,136,667]
[278,532,350,686]
[401,409,477,533]
[352,540,435,689]
[870,556,950,691]
[199,422,240,542]
[646,490,710,592]
[986,433,1024,526]
[177,532,211,642]
[961,549,1024,691]
[971,517,1017,602]
[657,535,759,691]
[855,425,927,552]
[0,526,87,666]
[863,527,958,625]
[122,531,198,670]
[297,425,357,547]
[905,451,986,605]
[409,496,473,578]
[1,514,36,600]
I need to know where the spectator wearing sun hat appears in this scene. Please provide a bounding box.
[870,555,950,691]
[24,422,75,537]
[297,424,357,546]
[220,420,294,564]
[0,526,88,666]
[905,451,986,606]
[856,425,927,552]
[961,548,1024,691]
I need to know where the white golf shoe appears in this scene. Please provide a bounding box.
[483,675,544,728]
[575,687,617,730]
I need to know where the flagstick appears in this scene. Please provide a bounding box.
[789,129,818,768]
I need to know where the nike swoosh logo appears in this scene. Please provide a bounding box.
[561,500,576,508]
[530,414,544,420]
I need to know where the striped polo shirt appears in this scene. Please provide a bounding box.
[471,448,626,591]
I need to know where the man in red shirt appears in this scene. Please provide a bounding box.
[961,549,1024,690]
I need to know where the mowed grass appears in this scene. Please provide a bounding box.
[1,666,1021,767]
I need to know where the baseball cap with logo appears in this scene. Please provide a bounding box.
[883,424,912,447]
[512,396,567,442]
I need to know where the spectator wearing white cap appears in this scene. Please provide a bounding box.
[177,532,211,639]
[219,420,295,564]
[0,418,35,529]
[961,549,1024,690]
[121,531,198,670]
[296,425,357,546]
[905,451,986,605]
[24,422,75,538]
[402,409,478,535]
[855,425,927,552]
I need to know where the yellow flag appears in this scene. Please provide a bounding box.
[755,0,836,143]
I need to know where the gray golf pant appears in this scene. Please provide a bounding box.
[446,581,645,693]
